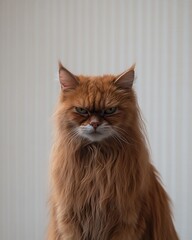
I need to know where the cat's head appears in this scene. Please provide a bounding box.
[56,63,137,144]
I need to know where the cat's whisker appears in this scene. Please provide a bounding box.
[111,135,125,150]
[65,130,80,145]
[107,129,126,150]
[112,127,131,144]
[113,126,139,145]
[114,133,130,146]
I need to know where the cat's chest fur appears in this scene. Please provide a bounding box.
[62,145,139,239]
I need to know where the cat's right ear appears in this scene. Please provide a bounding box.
[59,62,79,91]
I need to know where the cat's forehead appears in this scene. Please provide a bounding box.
[78,74,115,85]
[78,75,116,93]
[71,75,118,109]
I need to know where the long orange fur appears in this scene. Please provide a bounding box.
[48,64,179,240]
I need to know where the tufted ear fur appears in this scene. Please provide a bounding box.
[59,62,79,91]
[114,64,135,89]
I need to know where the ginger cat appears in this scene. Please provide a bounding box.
[48,63,179,240]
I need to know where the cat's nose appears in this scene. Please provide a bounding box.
[90,121,101,130]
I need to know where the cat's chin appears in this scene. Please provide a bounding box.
[81,132,109,142]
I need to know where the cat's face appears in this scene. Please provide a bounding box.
[58,64,136,143]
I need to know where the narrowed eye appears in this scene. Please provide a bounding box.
[104,107,117,115]
[75,107,89,115]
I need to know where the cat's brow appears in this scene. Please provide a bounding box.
[89,109,105,116]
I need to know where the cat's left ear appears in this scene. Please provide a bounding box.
[114,64,135,89]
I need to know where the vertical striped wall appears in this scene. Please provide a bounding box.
[0,0,191,239]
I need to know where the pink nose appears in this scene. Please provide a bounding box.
[90,121,101,130]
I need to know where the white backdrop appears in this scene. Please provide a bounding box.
[0,0,191,239]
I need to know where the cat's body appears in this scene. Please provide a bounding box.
[48,64,179,240]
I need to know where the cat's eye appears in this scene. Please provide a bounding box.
[104,107,117,115]
[75,107,89,115]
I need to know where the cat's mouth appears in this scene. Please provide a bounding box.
[90,130,101,134]
[78,125,113,142]
[88,130,102,137]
